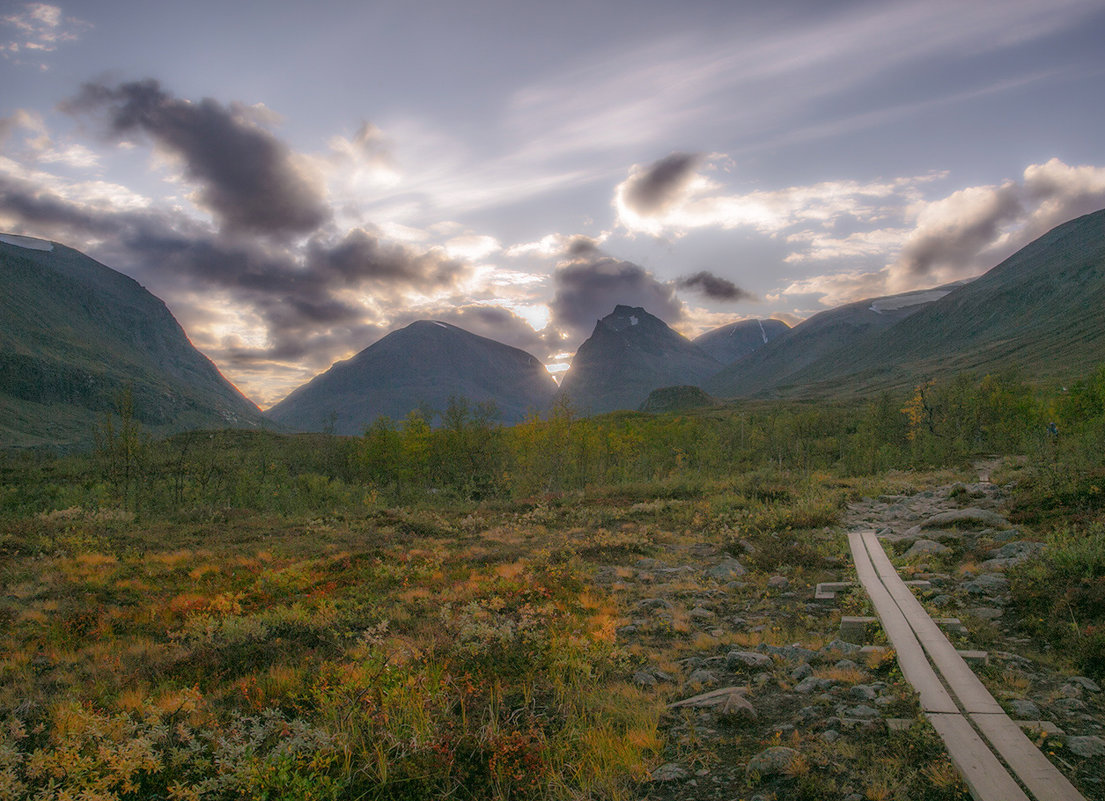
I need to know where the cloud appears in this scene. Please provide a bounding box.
[783,158,1105,306]
[64,79,329,236]
[674,270,754,302]
[620,153,700,216]
[894,183,1023,278]
[549,238,684,342]
[614,153,938,239]
[0,162,466,373]
[1,3,90,66]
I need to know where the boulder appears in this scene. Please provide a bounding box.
[903,539,950,559]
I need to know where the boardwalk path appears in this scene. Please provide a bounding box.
[849,528,1084,800]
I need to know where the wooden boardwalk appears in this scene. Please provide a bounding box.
[848,530,1085,801]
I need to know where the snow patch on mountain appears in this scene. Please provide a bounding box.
[0,234,54,251]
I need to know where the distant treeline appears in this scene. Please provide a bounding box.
[2,365,1104,519]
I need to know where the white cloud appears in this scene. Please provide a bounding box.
[614,153,938,239]
[443,233,500,261]
[1,3,91,66]
[780,158,1105,306]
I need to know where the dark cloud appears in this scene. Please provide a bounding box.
[64,79,329,236]
[898,185,1022,276]
[0,173,464,370]
[621,152,700,216]
[550,244,683,342]
[307,228,457,288]
[675,270,754,302]
[0,175,121,234]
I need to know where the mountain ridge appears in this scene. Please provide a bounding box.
[266,319,559,434]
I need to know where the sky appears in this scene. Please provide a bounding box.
[2,0,1105,408]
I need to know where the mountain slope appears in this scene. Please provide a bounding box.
[266,320,558,434]
[708,208,1105,398]
[0,234,263,448]
[693,318,789,365]
[822,209,1105,390]
[558,305,722,414]
[705,285,958,398]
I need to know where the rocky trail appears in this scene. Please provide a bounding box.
[596,468,1105,800]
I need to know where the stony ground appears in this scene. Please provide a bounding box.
[602,468,1105,801]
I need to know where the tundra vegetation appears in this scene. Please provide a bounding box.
[0,366,1103,800]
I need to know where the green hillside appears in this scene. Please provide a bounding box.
[0,236,264,448]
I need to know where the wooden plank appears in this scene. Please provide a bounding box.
[970,713,1086,801]
[928,714,1031,801]
[861,532,1003,714]
[856,532,1087,801]
[847,532,958,713]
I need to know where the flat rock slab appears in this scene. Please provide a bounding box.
[919,508,1011,530]
[1067,735,1105,757]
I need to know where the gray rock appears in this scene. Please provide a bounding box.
[791,663,813,681]
[635,598,673,610]
[746,746,800,779]
[903,539,950,558]
[963,574,1009,596]
[822,639,862,655]
[920,508,1010,530]
[651,763,690,782]
[687,668,718,686]
[1009,699,1040,718]
[633,670,657,687]
[767,575,789,589]
[762,643,818,662]
[795,676,836,694]
[851,685,878,701]
[847,704,880,719]
[705,558,747,580]
[1067,735,1105,757]
[931,594,956,607]
[986,540,1044,561]
[669,686,755,719]
[835,659,860,671]
[688,606,716,621]
[1053,698,1087,713]
[727,650,773,670]
[821,729,840,743]
[1068,676,1101,693]
[1059,683,1084,699]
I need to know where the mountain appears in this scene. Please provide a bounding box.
[813,208,1105,391]
[705,284,959,398]
[708,207,1105,398]
[557,305,722,414]
[693,318,789,365]
[0,234,263,448]
[266,320,558,434]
